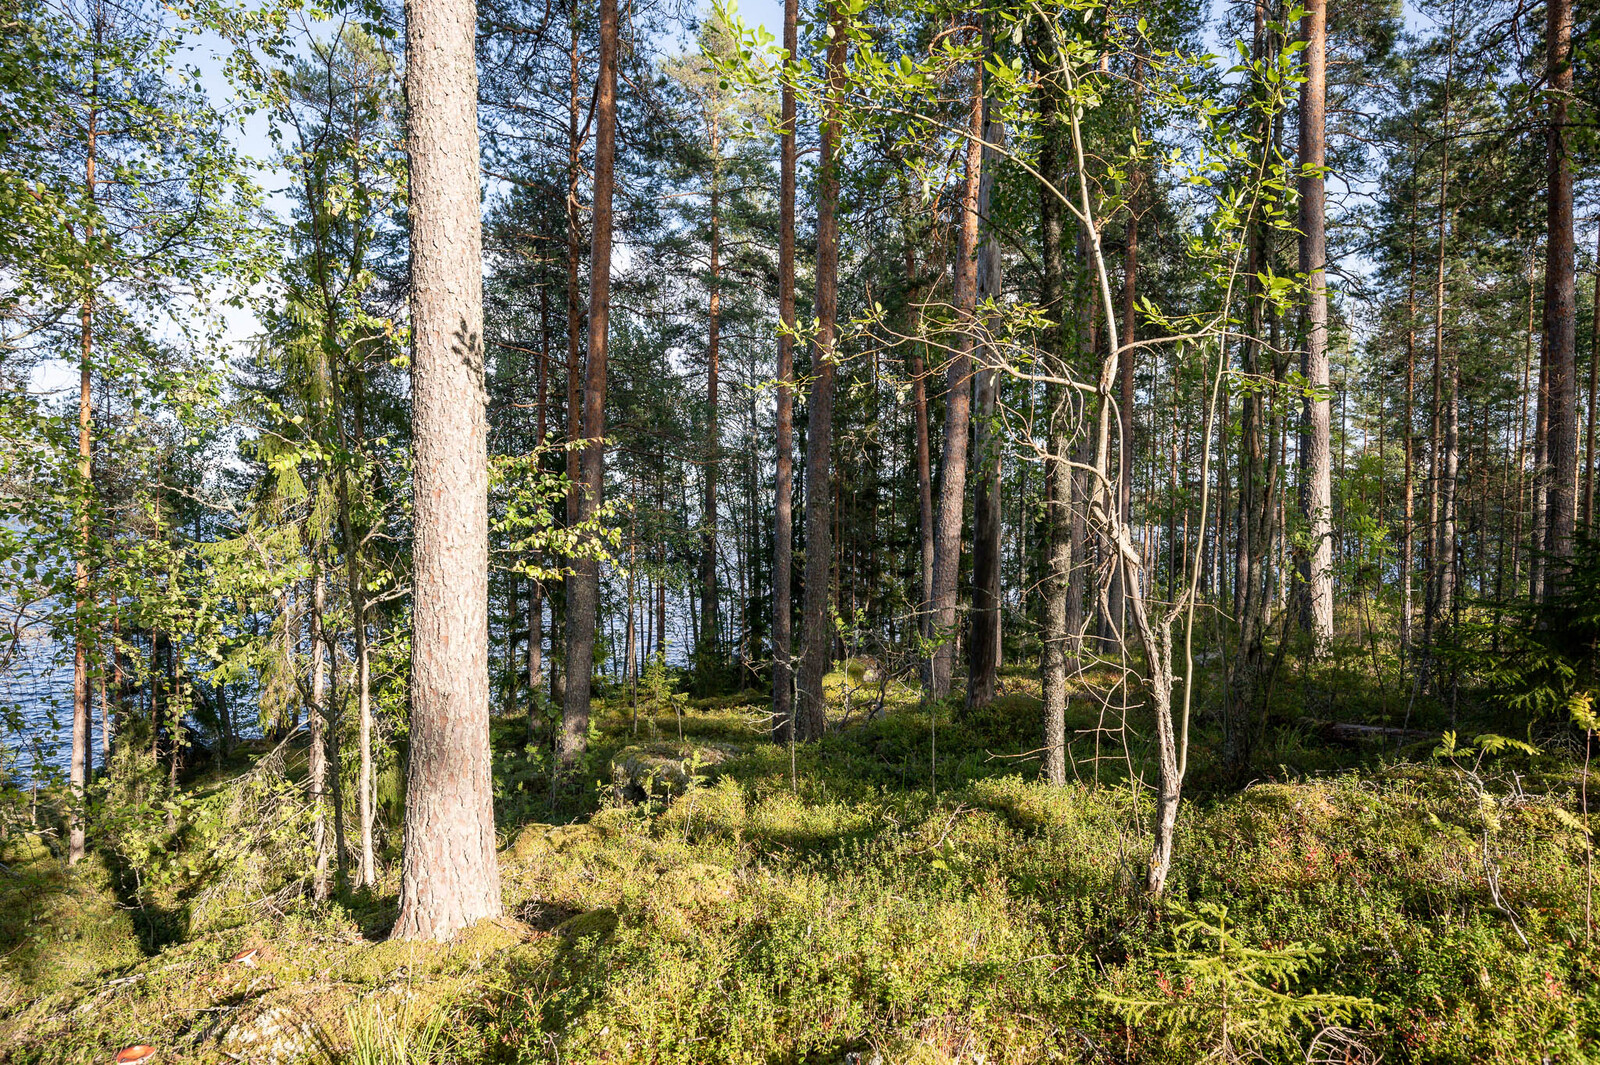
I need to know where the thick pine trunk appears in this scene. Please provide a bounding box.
[1297,0,1333,651]
[796,2,847,740]
[1543,0,1577,586]
[395,0,502,940]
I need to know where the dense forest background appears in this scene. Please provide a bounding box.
[0,0,1597,1056]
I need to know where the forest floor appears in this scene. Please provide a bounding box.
[1,659,1598,1064]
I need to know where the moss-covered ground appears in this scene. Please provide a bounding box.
[2,660,1597,1063]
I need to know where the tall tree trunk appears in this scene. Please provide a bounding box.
[394,0,502,940]
[69,56,100,867]
[1037,56,1072,785]
[930,43,983,699]
[1580,231,1593,530]
[560,0,619,764]
[529,286,549,718]
[908,242,935,691]
[334,437,375,886]
[796,0,847,740]
[1585,227,1600,528]
[770,0,797,741]
[1532,320,1549,602]
[309,565,333,900]
[1400,152,1419,666]
[700,109,722,673]
[1297,0,1333,652]
[565,0,583,533]
[1223,0,1272,776]
[967,79,1004,712]
[1427,31,1452,671]
[1108,55,1142,644]
[1543,0,1577,587]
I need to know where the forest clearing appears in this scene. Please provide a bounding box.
[1,0,1597,1057]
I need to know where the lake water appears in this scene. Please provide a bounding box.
[1,632,109,785]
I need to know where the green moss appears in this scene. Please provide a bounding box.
[4,680,1597,1065]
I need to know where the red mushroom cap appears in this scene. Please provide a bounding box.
[114,1047,156,1064]
[230,947,259,964]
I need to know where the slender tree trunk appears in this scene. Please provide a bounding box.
[796,0,848,740]
[1223,0,1271,776]
[69,68,100,867]
[1513,254,1535,599]
[565,0,583,533]
[1543,0,1577,586]
[1422,19,1455,676]
[967,76,1004,712]
[529,287,549,718]
[1533,318,1550,602]
[907,243,935,692]
[771,0,797,741]
[1297,0,1333,652]
[1037,56,1071,785]
[1400,154,1420,665]
[700,109,722,672]
[309,565,333,900]
[930,43,983,699]
[394,0,502,939]
[1108,56,1142,643]
[1584,226,1599,528]
[561,0,619,764]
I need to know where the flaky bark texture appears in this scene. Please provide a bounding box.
[967,95,1004,713]
[70,71,99,867]
[309,566,333,900]
[560,0,619,764]
[1297,0,1333,652]
[1543,0,1576,587]
[1036,57,1071,787]
[930,53,983,699]
[395,0,502,941]
[796,1,847,741]
[771,0,797,741]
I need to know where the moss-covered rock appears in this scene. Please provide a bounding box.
[610,743,735,802]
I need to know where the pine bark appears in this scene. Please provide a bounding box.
[796,0,847,740]
[560,0,619,764]
[929,48,983,699]
[395,0,502,940]
[1037,58,1072,785]
[1542,0,1577,585]
[967,86,1004,712]
[771,0,798,741]
[1297,0,1333,652]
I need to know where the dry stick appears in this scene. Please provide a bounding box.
[1584,726,1593,948]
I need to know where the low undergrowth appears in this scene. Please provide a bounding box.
[1,673,1596,1064]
